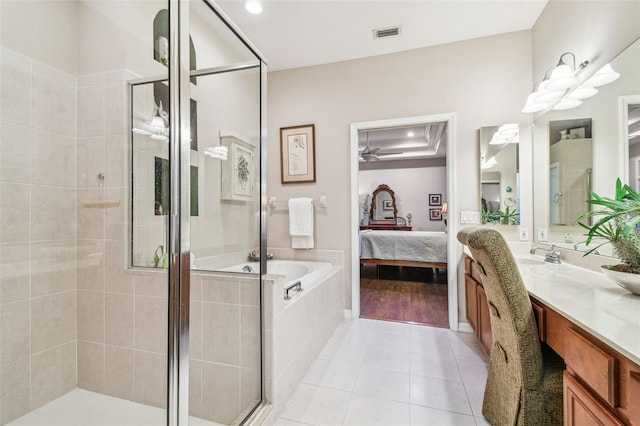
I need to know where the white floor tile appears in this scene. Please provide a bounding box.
[410,404,477,426]
[362,345,410,373]
[273,418,314,426]
[302,358,360,391]
[410,375,473,415]
[410,350,462,381]
[342,394,410,426]
[353,367,410,403]
[279,383,351,426]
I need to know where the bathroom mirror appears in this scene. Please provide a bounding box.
[533,37,640,255]
[370,184,398,223]
[479,124,520,225]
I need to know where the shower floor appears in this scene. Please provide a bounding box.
[7,389,220,426]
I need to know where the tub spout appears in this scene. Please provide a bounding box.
[242,265,255,273]
[284,281,303,300]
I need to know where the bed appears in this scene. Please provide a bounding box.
[359,230,448,270]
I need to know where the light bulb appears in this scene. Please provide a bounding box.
[244,0,262,14]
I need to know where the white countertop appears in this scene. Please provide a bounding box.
[514,254,640,365]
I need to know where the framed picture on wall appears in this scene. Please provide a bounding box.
[383,200,393,210]
[429,194,442,206]
[430,208,442,221]
[280,124,316,183]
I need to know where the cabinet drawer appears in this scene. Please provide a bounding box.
[565,327,618,407]
[564,371,624,426]
[530,299,546,342]
[465,256,483,282]
[629,366,640,422]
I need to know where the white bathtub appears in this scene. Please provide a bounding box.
[220,260,333,297]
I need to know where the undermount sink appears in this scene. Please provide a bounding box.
[515,257,546,266]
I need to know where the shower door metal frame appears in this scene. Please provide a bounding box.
[165,1,269,425]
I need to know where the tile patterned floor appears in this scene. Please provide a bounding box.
[274,318,490,426]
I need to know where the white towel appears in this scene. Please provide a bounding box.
[289,198,314,249]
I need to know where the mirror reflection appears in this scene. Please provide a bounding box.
[479,124,520,225]
[533,37,640,255]
[370,184,398,223]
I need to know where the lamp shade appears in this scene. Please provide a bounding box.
[546,64,577,91]
[565,85,598,100]
[533,81,564,103]
[521,93,548,113]
[552,98,582,111]
[441,202,448,214]
[584,63,620,87]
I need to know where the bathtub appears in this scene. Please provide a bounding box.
[219,259,333,299]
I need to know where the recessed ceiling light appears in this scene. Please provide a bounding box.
[407,131,414,137]
[244,0,262,14]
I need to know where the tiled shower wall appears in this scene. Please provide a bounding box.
[0,48,78,424]
[0,52,261,424]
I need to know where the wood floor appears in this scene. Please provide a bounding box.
[360,264,449,328]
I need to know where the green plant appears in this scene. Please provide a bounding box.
[577,178,640,271]
[481,207,520,225]
[237,156,250,189]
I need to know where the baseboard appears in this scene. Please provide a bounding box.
[457,322,474,334]
[344,309,353,319]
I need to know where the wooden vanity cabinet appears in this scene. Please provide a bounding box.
[463,254,640,425]
[464,255,492,355]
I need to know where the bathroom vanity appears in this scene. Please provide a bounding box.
[464,254,640,425]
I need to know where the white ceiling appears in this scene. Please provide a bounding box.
[215,0,548,72]
[214,0,547,163]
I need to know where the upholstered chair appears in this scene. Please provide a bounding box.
[457,226,564,425]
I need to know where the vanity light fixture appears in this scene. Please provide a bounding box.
[489,123,519,145]
[244,0,263,14]
[522,52,620,113]
[204,146,228,160]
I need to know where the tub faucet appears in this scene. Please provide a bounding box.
[248,250,273,262]
[530,245,561,264]
[242,265,255,273]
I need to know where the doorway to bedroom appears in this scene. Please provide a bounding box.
[354,118,450,327]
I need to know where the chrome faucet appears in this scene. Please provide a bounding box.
[530,245,561,264]
[242,265,255,273]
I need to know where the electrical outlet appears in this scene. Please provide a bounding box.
[460,211,481,224]
[537,227,548,241]
[519,227,529,241]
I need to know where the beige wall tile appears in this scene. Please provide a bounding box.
[202,277,239,304]
[104,81,125,136]
[31,186,76,242]
[77,84,104,137]
[202,362,240,424]
[30,241,76,297]
[104,135,125,188]
[104,345,134,400]
[134,273,166,298]
[240,278,260,307]
[77,189,106,240]
[30,129,76,187]
[77,340,104,393]
[31,341,76,409]
[0,121,30,183]
[0,182,29,243]
[0,47,31,126]
[104,187,125,240]
[190,276,202,301]
[240,305,261,370]
[202,302,240,365]
[77,136,105,189]
[31,290,76,353]
[105,292,134,347]
[31,61,76,137]
[77,290,104,343]
[105,240,134,294]
[134,295,167,353]
[189,359,202,418]
[77,240,105,291]
[134,351,167,409]
[1,300,29,365]
[1,358,30,424]
[240,367,261,414]
[0,243,29,303]
[190,300,202,360]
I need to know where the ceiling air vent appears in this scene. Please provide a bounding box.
[373,26,401,40]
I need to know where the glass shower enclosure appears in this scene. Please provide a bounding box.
[0,0,266,425]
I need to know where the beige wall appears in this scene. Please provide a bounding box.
[267,30,533,313]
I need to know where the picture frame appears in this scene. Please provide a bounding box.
[220,133,255,201]
[280,124,316,183]
[429,193,442,206]
[430,208,442,221]
[383,200,393,210]
[567,126,586,139]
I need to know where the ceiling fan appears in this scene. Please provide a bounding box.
[358,133,402,161]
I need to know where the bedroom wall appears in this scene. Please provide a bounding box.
[267,29,533,318]
[358,167,447,232]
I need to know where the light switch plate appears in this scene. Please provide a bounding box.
[460,211,481,224]
[537,227,547,241]
[519,227,529,241]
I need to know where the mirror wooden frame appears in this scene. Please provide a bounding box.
[369,184,398,224]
